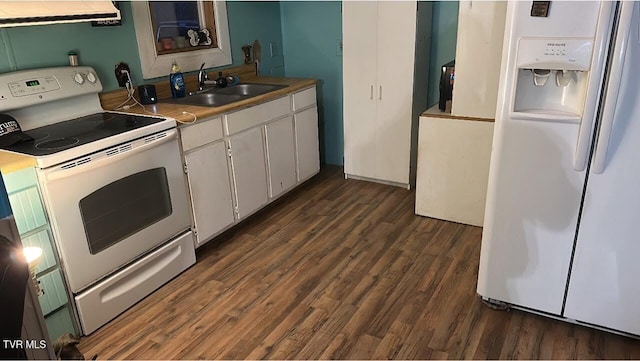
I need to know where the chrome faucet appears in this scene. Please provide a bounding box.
[198,63,209,91]
[197,63,219,91]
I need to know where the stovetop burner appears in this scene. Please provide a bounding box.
[36,138,80,150]
[0,112,166,157]
[28,130,50,143]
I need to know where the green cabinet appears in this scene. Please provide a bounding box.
[3,167,77,342]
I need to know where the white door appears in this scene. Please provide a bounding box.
[265,116,296,199]
[184,141,235,247]
[294,106,320,181]
[229,127,268,220]
[477,1,613,315]
[375,0,416,184]
[564,2,640,336]
[343,1,378,179]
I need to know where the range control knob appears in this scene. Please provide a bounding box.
[73,73,85,85]
[86,72,97,84]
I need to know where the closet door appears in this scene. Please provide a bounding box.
[343,1,378,179]
[375,1,417,184]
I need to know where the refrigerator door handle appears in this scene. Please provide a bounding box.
[573,2,616,171]
[592,1,634,174]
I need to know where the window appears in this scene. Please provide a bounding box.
[132,1,231,79]
[80,168,172,254]
[150,1,217,55]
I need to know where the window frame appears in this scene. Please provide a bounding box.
[131,0,232,79]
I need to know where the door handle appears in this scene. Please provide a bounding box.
[379,85,382,100]
[573,2,615,171]
[592,1,634,174]
[370,85,373,100]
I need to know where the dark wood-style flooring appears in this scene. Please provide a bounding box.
[78,166,640,359]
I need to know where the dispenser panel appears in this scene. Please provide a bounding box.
[517,38,594,71]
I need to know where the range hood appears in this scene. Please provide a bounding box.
[0,1,120,27]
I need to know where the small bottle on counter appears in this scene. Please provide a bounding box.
[169,60,186,98]
[68,51,78,67]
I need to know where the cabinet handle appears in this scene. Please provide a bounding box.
[370,85,373,100]
[379,85,382,100]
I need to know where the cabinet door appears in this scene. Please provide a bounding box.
[343,1,378,179]
[184,141,235,247]
[375,0,416,184]
[229,127,269,219]
[265,116,296,199]
[564,9,640,334]
[294,107,320,181]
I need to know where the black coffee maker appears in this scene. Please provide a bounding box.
[438,60,455,112]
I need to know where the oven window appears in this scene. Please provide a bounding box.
[79,168,172,254]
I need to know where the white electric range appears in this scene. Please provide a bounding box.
[0,66,195,335]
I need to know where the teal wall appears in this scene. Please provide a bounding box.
[427,1,459,107]
[280,1,343,166]
[0,1,284,91]
[0,2,141,91]
[0,1,460,167]
[226,1,284,77]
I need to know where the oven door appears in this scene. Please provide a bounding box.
[38,129,191,293]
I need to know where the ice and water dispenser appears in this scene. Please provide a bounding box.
[513,38,594,118]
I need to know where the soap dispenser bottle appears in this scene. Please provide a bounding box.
[169,60,186,98]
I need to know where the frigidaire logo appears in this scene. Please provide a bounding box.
[3,339,47,349]
[546,42,567,47]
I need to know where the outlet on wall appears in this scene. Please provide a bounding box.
[114,62,131,87]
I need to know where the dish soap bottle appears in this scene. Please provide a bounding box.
[169,60,186,98]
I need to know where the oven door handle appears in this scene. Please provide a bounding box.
[44,129,178,182]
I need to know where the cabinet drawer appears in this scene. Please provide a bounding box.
[75,231,195,335]
[292,87,317,111]
[225,96,290,135]
[180,117,223,152]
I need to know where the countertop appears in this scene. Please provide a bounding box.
[111,77,317,125]
[0,151,35,174]
[421,104,494,123]
[0,76,317,174]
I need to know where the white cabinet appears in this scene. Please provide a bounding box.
[294,107,320,181]
[265,116,296,199]
[228,127,269,220]
[343,1,431,188]
[180,118,234,247]
[413,2,505,225]
[292,87,320,182]
[451,1,507,119]
[184,141,235,247]
[415,111,494,226]
[179,86,320,246]
[343,1,378,180]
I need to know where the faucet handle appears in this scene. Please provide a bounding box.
[200,62,206,71]
[216,71,228,88]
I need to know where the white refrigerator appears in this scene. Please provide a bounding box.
[478,0,640,337]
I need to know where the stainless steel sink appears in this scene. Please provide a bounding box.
[165,83,288,107]
[213,83,288,96]
[168,93,245,107]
